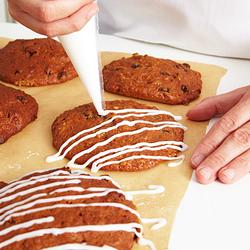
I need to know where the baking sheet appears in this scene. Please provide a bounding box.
[0,37,226,249]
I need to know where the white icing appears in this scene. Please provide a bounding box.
[136,232,156,250]
[0,190,132,222]
[49,109,182,156]
[77,141,187,171]
[84,187,132,200]
[0,169,70,194]
[0,223,155,249]
[79,155,185,173]
[67,123,186,170]
[90,143,186,173]
[0,172,120,197]
[0,193,47,216]
[46,108,184,164]
[141,218,167,230]
[0,169,170,250]
[0,202,141,227]
[126,185,165,196]
[45,107,187,173]
[0,216,54,236]
[50,187,85,194]
[167,156,185,167]
[106,108,181,119]
[0,179,81,203]
[43,243,116,250]
[47,119,184,164]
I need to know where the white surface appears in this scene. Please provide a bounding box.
[0,1,7,22]
[59,16,105,116]
[1,22,250,250]
[99,0,250,58]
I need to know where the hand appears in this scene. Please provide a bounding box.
[187,85,250,184]
[8,0,98,37]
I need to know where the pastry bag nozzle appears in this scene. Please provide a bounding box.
[58,16,106,116]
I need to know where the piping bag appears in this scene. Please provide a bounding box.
[58,16,106,116]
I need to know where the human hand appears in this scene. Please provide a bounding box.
[8,0,98,37]
[187,85,250,184]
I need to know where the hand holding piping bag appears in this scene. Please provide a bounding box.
[7,0,98,36]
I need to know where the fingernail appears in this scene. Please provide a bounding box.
[198,167,212,180]
[222,169,235,180]
[191,154,203,167]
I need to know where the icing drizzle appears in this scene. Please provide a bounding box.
[0,168,167,250]
[46,108,187,172]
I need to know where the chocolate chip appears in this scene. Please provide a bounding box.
[131,63,140,69]
[146,80,153,84]
[57,71,66,80]
[182,63,190,69]
[45,67,53,76]
[160,71,170,76]
[181,85,189,93]
[173,73,178,79]
[25,49,37,58]
[16,95,27,104]
[158,87,170,93]
[46,70,52,76]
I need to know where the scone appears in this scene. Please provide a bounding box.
[0,38,77,87]
[103,54,202,105]
[50,100,187,172]
[0,167,141,250]
[0,83,38,143]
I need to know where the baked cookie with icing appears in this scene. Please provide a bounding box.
[48,100,187,172]
[0,38,77,87]
[103,54,202,105]
[0,83,38,144]
[0,167,146,250]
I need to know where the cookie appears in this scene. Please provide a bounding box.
[50,100,187,172]
[0,167,141,250]
[103,54,202,105]
[0,38,77,87]
[0,84,38,144]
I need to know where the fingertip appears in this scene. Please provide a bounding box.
[218,168,235,184]
[195,167,216,184]
[186,97,218,121]
[186,107,214,121]
[186,109,194,120]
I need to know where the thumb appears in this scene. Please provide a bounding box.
[186,86,248,121]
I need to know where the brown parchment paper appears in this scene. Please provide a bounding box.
[0,37,226,249]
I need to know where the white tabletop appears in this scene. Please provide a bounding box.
[1,22,250,250]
